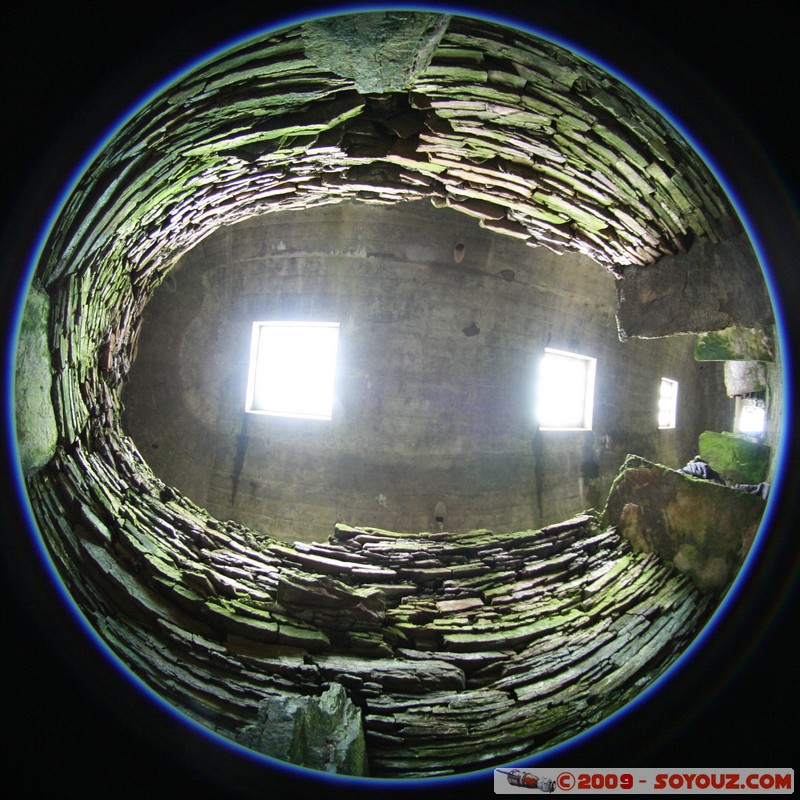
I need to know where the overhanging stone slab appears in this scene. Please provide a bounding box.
[615,234,773,339]
[694,325,774,362]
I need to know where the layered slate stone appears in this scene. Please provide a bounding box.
[28,433,714,776]
[28,13,746,516]
[16,11,762,779]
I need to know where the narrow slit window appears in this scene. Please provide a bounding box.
[658,377,678,429]
[536,348,596,430]
[245,321,339,420]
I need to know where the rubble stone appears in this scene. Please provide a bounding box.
[235,683,368,775]
[698,431,770,485]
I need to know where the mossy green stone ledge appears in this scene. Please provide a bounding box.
[694,325,774,362]
[699,430,770,485]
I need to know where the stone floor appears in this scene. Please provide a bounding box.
[28,429,716,777]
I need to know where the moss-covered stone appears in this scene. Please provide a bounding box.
[302,12,450,94]
[699,430,770,485]
[603,454,764,592]
[235,683,368,775]
[14,283,58,474]
[694,325,774,362]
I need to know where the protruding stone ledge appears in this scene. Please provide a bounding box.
[615,234,773,339]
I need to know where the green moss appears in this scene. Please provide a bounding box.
[699,430,769,484]
[603,454,764,592]
[15,283,58,473]
[695,326,773,362]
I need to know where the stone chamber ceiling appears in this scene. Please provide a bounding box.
[11,9,782,785]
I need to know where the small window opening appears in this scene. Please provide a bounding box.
[658,377,678,429]
[537,348,597,430]
[734,392,766,436]
[245,321,339,419]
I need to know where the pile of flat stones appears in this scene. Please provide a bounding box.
[28,428,713,776]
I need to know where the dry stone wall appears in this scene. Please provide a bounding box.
[33,13,742,492]
[17,11,754,780]
[28,431,713,776]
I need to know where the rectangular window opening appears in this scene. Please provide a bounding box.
[536,348,597,431]
[734,393,766,436]
[245,321,339,420]
[658,377,679,429]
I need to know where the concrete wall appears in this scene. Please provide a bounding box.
[122,200,732,541]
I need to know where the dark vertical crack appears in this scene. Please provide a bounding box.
[532,428,544,523]
[230,412,251,505]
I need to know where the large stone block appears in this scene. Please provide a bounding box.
[615,234,773,339]
[235,683,368,775]
[302,12,450,94]
[602,455,764,592]
[14,282,58,474]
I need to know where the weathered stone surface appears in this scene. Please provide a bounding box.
[235,683,368,775]
[699,431,770,485]
[602,455,764,591]
[302,12,450,94]
[695,325,774,362]
[14,282,58,473]
[15,11,769,781]
[313,653,465,693]
[616,234,772,339]
[723,360,768,396]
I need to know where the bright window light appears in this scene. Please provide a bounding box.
[245,321,339,419]
[537,348,596,430]
[735,396,766,435]
[658,377,678,429]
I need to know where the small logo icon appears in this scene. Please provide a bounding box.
[497,769,557,792]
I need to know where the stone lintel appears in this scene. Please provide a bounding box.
[615,234,773,339]
[302,12,451,94]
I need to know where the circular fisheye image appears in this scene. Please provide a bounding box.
[3,3,797,797]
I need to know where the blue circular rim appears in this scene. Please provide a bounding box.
[2,3,797,794]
